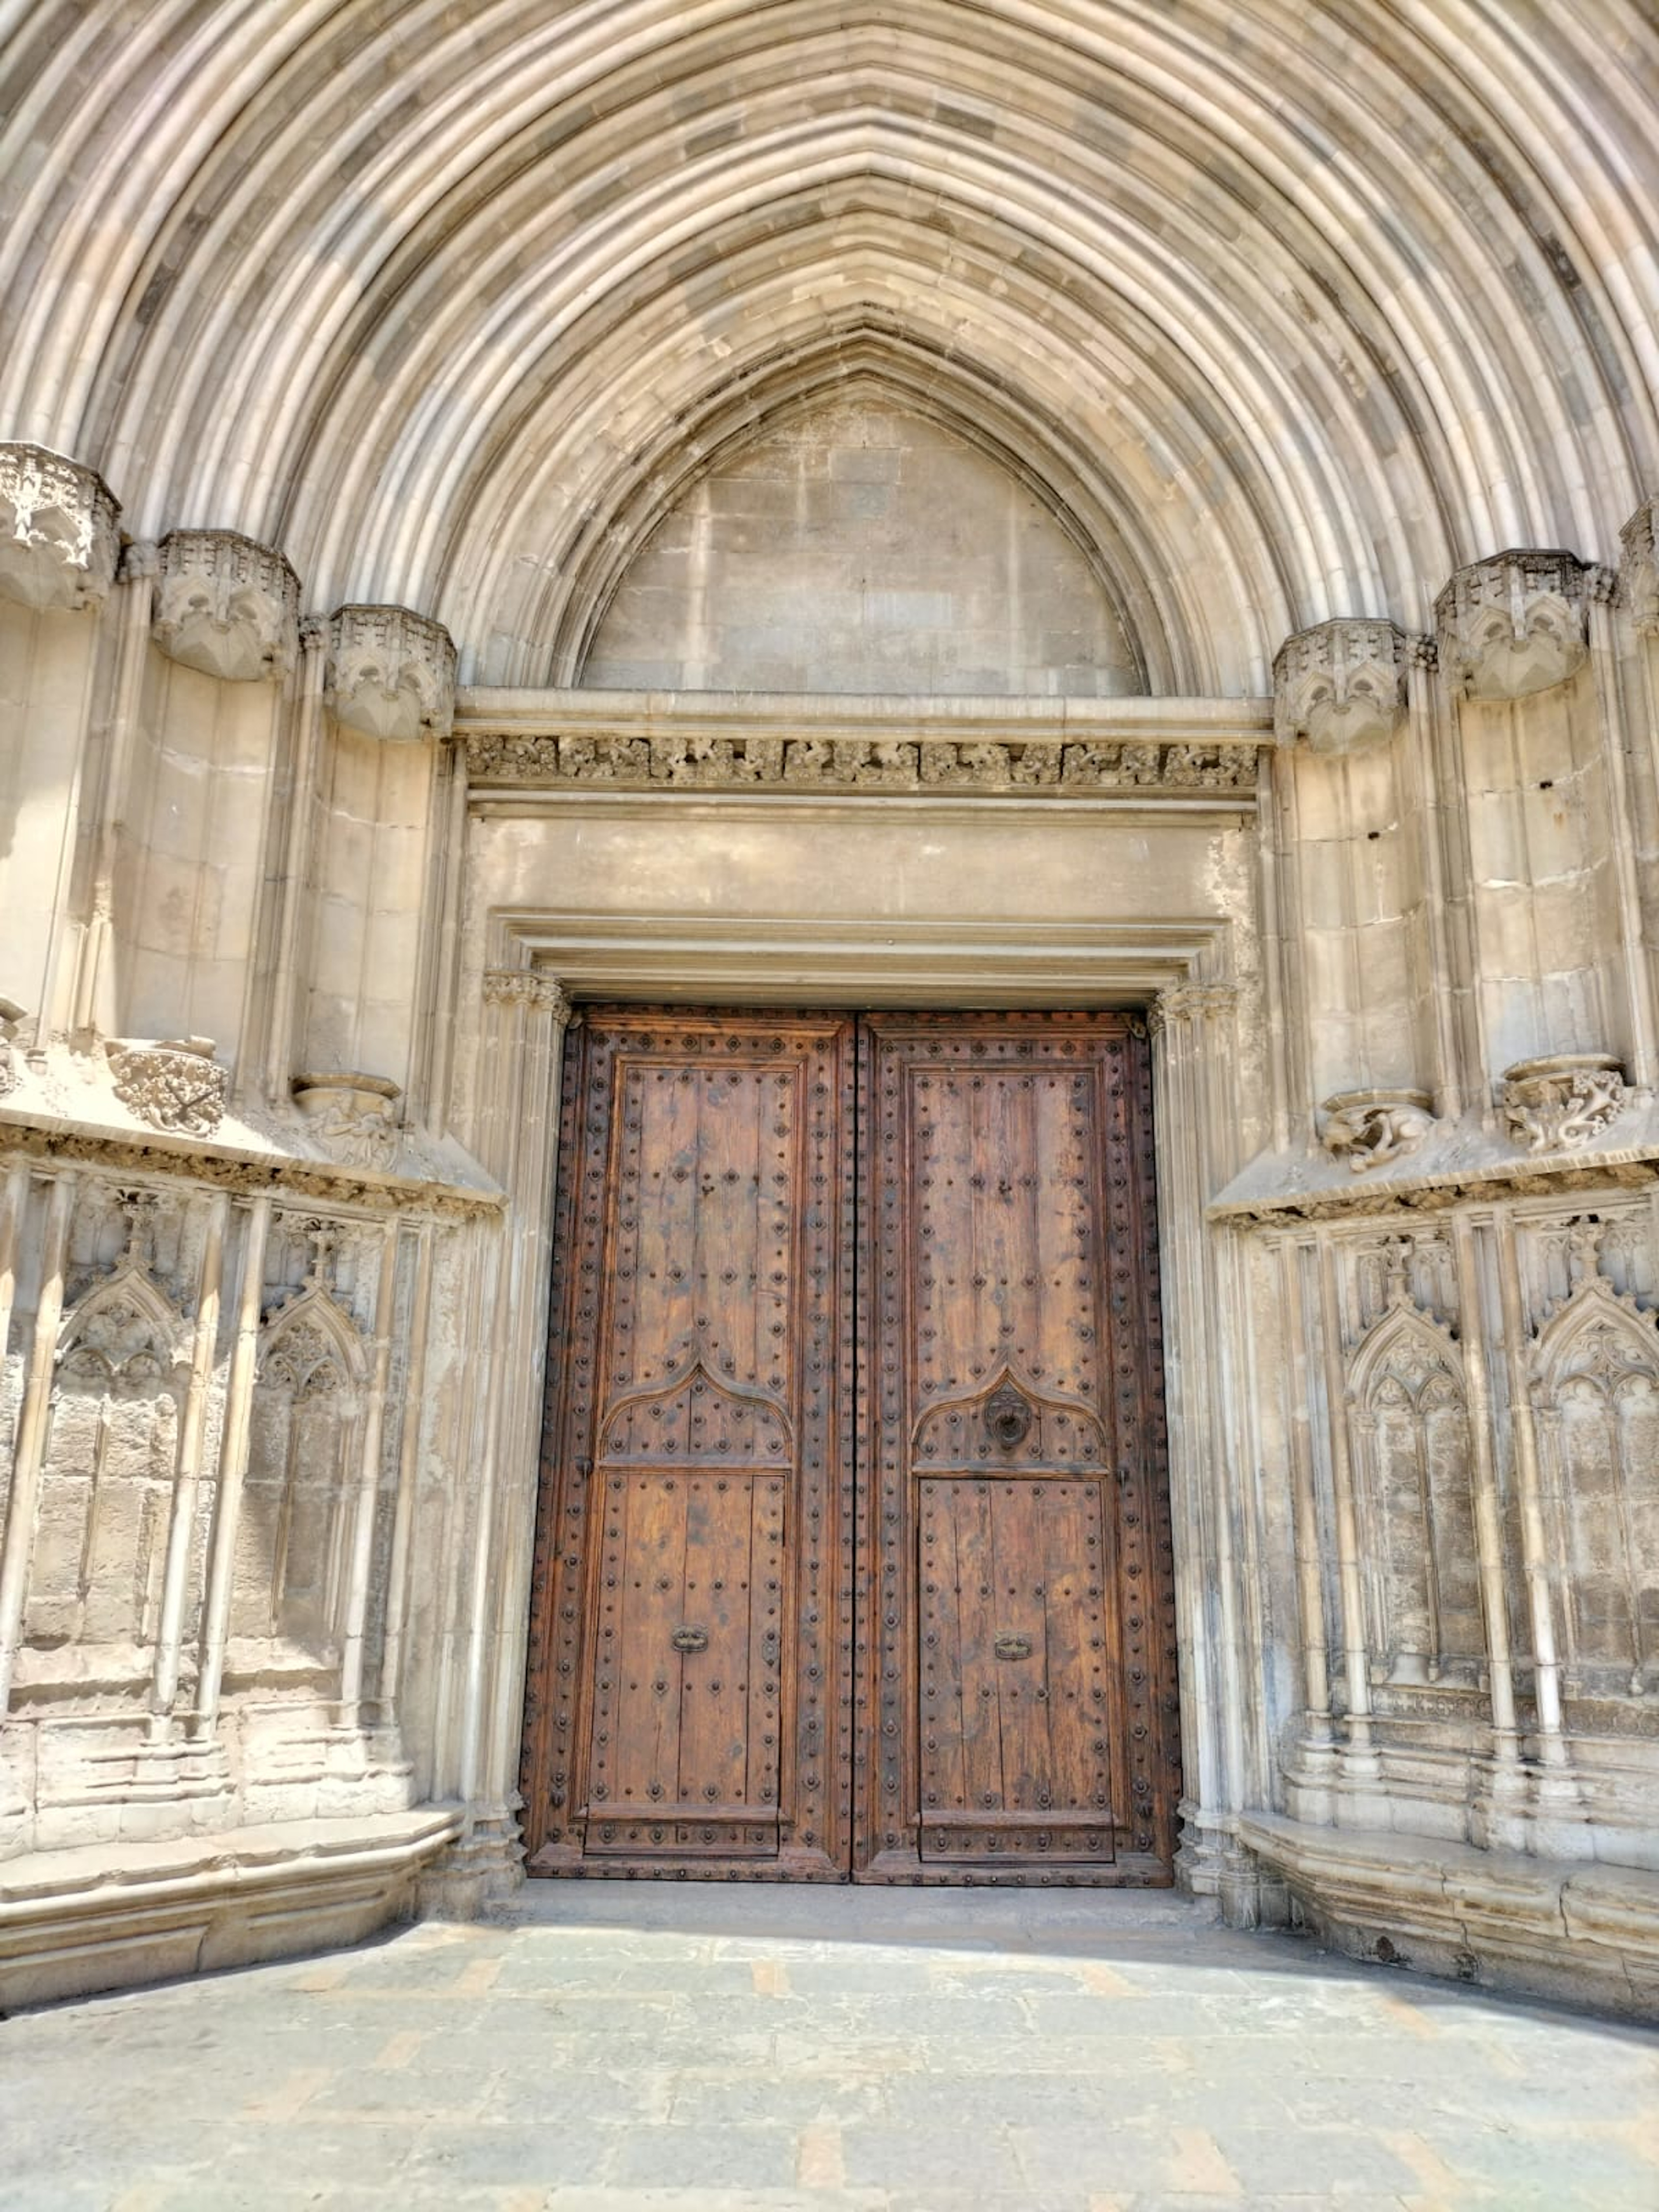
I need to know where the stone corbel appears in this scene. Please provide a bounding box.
[1498,1052,1627,1153]
[328,604,457,740]
[105,1035,228,1138]
[1435,549,1589,700]
[1272,619,1409,751]
[1319,1088,1436,1172]
[152,529,300,681]
[291,1071,402,1170]
[1619,496,1659,637]
[0,442,120,611]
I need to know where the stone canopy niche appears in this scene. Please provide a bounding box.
[582,387,1144,696]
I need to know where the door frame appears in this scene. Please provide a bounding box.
[466,866,1262,1914]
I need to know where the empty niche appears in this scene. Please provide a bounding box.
[1459,667,1619,1074]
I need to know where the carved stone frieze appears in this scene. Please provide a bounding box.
[152,530,300,681]
[1619,497,1659,637]
[1273,619,1409,752]
[291,1072,401,1170]
[1435,549,1589,700]
[105,1036,228,1139]
[461,729,1260,793]
[0,443,120,611]
[1499,1052,1627,1154]
[1320,1089,1436,1173]
[329,605,457,740]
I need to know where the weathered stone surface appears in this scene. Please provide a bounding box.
[153,529,300,680]
[0,443,118,610]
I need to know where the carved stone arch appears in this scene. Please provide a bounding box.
[1345,1296,1480,1688]
[236,1287,369,1673]
[22,1266,189,1677]
[1531,1276,1659,1695]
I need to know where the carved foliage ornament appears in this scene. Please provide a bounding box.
[329,604,456,741]
[106,1036,227,1138]
[152,530,300,682]
[1321,1089,1437,1174]
[0,443,120,612]
[1499,1053,1627,1155]
[462,730,1259,793]
[1273,619,1409,752]
[291,1071,401,1170]
[0,993,25,1100]
[1435,549,1588,701]
[1619,496,1659,638]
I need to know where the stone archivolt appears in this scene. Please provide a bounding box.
[152,530,300,682]
[1435,550,1590,701]
[1273,619,1409,753]
[0,442,119,611]
[462,729,1259,792]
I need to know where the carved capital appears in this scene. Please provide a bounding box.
[1435,549,1589,700]
[152,529,300,681]
[1619,496,1659,637]
[106,1036,227,1138]
[1149,982,1236,1036]
[291,1071,401,1170]
[1319,1089,1436,1174]
[328,604,456,739]
[1499,1052,1627,1155]
[0,443,119,611]
[482,968,572,1023]
[1273,619,1409,751]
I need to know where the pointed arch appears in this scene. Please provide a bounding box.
[1531,1275,1659,1694]
[238,1286,368,1668]
[1345,1291,1480,1688]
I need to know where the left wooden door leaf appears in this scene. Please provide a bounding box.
[521,1011,855,1878]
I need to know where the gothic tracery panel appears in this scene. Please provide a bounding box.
[1532,1259,1659,1699]
[21,1269,186,1687]
[234,1290,366,1675]
[1346,1256,1482,1687]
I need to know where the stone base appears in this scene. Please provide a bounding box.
[1239,1812,1659,2019]
[0,1803,462,2011]
[417,1805,527,1922]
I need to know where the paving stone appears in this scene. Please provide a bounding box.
[3,1892,1655,2210]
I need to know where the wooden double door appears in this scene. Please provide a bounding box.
[520,1009,1181,1884]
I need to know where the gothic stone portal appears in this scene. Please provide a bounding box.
[520,1009,1181,1882]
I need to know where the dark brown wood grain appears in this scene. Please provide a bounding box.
[520,1008,1179,1885]
[855,1011,1179,1884]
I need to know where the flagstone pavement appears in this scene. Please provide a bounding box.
[3,1884,1656,2212]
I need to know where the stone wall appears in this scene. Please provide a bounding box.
[584,390,1143,695]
